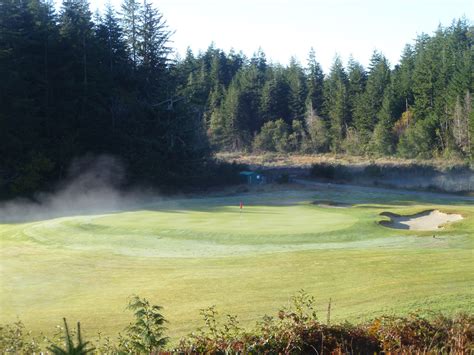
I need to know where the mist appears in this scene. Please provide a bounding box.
[0,155,154,223]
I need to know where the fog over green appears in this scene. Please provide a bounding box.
[1,186,473,339]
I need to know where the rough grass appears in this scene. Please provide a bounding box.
[216,152,471,170]
[0,186,473,343]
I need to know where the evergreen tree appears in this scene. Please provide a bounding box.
[392,44,415,119]
[369,85,396,156]
[286,57,307,121]
[306,48,325,115]
[95,3,130,136]
[0,0,58,194]
[96,3,129,76]
[324,56,349,152]
[138,0,171,76]
[1,10,473,196]
[220,80,249,150]
[207,84,226,145]
[260,68,291,124]
[346,56,367,128]
[120,0,140,67]
[354,51,391,144]
[213,48,266,143]
[250,47,268,84]
[411,33,434,116]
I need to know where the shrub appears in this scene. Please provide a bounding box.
[303,110,330,153]
[0,320,42,353]
[47,318,95,355]
[120,295,169,353]
[253,119,290,153]
[310,163,336,179]
[288,120,306,152]
[309,163,352,181]
[176,306,245,354]
[342,127,365,156]
[364,164,384,177]
[397,116,436,159]
[174,291,474,354]
[368,312,474,353]
[174,290,381,354]
[2,294,473,354]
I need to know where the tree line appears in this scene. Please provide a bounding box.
[0,0,472,196]
[178,20,473,159]
[0,0,210,196]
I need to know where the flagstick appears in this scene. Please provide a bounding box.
[239,201,243,224]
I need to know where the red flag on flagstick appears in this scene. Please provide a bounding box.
[240,201,243,209]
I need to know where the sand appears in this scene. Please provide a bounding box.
[381,210,463,231]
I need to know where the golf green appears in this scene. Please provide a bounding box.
[0,186,473,341]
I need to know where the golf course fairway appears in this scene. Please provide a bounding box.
[1,185,473,341]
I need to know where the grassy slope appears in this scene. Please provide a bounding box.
[216,151,471,169]
[0,186,473,342]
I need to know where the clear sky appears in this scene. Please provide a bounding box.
[90,0,473,71]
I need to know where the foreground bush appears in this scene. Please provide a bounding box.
[0,320,42,353]
[174,291,473,354]
[47,318,95,354]
[1,292,473,354]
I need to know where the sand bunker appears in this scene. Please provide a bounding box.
[380,210,463,231]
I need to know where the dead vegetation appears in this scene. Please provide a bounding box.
[216,152,471,170]
[217,153,474,193]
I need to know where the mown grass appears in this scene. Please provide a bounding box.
[0,186,473,342]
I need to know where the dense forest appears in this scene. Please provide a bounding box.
[0,0,473,196]
[181,20,473,159]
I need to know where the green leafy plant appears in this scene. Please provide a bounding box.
[47,318,94,355]
[122,295,169,353]
[177,305,245,353]
[0,320,41,353]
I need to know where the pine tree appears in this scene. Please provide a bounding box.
[306,48,325,116]
[286,57,307,121]
[96,3,128,76]
[369,85,396,156]
[250,47,267,84]
[324,56,349,152]
[411,33,435,117]
[354,51,391,145]
[138,0,171,75]
[0,0,57,194]
[220,80,249,150]
[347,56,367,129]
[392,44,415,119]
[120,0,140,67]
[260,68,291,124]
[206,83,225,133]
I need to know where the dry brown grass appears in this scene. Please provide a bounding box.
[216,152,470,170]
